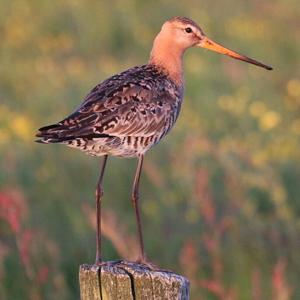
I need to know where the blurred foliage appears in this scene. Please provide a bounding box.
[0,0,300,299]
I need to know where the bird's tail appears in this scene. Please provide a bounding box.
[35,123,68,143]
[36,123,111,144]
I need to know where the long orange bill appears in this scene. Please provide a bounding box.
[198,36,273,70]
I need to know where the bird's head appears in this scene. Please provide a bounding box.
[160,17,205,49]
[156,16,272,70]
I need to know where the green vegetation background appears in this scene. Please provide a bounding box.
[1,0,300,299]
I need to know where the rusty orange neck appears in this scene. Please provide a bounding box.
[149,34,185,85]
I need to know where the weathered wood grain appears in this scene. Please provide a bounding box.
[79,260,189,300]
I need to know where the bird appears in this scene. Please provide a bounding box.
[36,16,272,265]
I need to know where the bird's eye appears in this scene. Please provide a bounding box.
[185,27,193,33]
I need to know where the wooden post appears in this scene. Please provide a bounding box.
[79,260,189,300]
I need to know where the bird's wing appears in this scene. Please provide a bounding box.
[37,67,180,141]
[59,84,176,138]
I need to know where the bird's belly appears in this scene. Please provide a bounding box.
[65,134,163,158]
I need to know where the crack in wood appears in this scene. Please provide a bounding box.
[97,266,103,300]
[117,266,136,300]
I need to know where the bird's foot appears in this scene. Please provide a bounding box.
[94,260,104,267]
[135,257,158,270]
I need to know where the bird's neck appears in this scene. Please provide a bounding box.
[149,34,185,86]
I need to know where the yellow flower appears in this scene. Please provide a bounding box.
[11,116,33,141]
[259,111,281,131]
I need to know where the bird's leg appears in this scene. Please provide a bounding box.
[95,155,108,265]
[131,154,146,263]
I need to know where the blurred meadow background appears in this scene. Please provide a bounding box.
[1,0,300,299]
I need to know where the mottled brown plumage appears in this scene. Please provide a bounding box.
[36,64,183,157]
[36,17,272,265]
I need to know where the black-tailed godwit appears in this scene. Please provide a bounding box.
[36,17,272,264]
